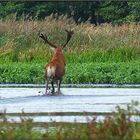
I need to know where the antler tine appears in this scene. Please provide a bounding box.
[38,31,57,48]
[38,31,48,43]
[62,29,74,49]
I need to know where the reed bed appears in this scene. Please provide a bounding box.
[0,14,140,63]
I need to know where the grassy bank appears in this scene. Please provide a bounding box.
[0,15,140,84]
[0,102,140,139]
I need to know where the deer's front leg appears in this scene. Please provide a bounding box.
[51,80,55,94]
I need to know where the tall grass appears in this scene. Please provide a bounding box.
[0,14,140,63]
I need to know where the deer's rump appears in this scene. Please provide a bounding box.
[45,62,65,80]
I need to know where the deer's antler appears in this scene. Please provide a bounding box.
[38,31,57,48]
[62,29,74,49]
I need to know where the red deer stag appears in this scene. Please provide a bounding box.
[38,29,73,95]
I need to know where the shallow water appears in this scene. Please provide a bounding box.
[0,87,140,122]
[0,83,140,88]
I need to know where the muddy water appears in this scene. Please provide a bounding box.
[0,88,140,122]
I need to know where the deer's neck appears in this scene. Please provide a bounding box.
[52,49,65,63]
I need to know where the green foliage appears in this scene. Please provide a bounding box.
[0,63,44,84]
[126,2,140,22]
[98,1,130,25]
[65,61,140,84]
[0,1,140,24]
[0,61,139,84]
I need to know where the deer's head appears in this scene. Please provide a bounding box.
[38,29,73,53]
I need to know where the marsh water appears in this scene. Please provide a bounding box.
[0,85,140,123]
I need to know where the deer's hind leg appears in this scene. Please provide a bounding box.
[57,79,63,95]
[45,78,49,95]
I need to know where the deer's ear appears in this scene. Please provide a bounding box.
[50,47,55,51]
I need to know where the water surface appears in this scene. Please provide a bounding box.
[0,87,140,122]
